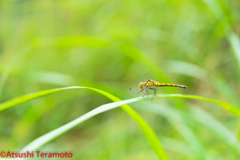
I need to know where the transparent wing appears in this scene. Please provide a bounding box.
[128,84,141,96]
[128,85,158,98]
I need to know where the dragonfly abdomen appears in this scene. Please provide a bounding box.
[155,82,187,89]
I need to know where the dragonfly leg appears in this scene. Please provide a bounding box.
[149,88,156,100]
[138,88,145,94]
[146,89,149,99]
[144,86,149,99]
[137,88,146,97]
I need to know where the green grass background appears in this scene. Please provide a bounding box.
[0,0,240,159]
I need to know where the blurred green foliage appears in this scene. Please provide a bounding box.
[1,0,240,159]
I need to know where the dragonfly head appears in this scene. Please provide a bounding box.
[138,82,144,89]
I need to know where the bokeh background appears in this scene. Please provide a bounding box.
[1,0,240,159]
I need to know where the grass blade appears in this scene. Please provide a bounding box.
[20,98,140,152]
[0,86,169,160]
[154,94,240,117]
[0,87,238,160]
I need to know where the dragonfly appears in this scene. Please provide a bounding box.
[129,79,187,99]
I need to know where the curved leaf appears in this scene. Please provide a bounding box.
[0,86,169,160]
[0,87,238,160]
[154,94,240,117]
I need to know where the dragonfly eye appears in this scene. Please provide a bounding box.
[138,82,144,89]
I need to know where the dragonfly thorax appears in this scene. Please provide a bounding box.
[138,80,156,89]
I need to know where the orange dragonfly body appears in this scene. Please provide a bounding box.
[129,79,187,99]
